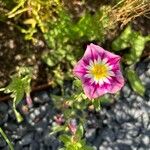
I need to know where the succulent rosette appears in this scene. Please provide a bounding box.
[73,43,124,99]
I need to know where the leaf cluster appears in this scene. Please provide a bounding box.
[0,67,32,122]
[112,25,148,95]
[43,8,109,86]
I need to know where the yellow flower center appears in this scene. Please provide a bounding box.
[90,64,108,80]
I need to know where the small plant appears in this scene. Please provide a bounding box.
[43,8,109,86]
[51,44,124,149]
[6,0,62,41]
[0,67,33,122]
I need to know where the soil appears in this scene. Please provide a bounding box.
[0,21,49,87]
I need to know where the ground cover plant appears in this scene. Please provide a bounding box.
[0,0,150,150]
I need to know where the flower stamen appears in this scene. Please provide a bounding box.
[90,63,108,80]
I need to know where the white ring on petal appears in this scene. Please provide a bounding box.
[103,77,110,84]
[102,58,108,64]
[108,71,115,76]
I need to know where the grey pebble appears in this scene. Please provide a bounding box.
[0,137,6,147]
[34,109,40,116]
[4,122,18,131]
[85,128,96,142]
[122,84,131,98]
[33,91,50,104]
[145,69,150,77]
[115,143,132,150]
[29,141,40,150]
[142,135,150,145]
[19,132,34,146]
[0,103,8,112]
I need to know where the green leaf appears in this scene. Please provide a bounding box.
[112,26,131,51]
[112,25,150,65]
[124,34,149,64]
[59,134,71,144]
[99,95,111,106]
[76,124,84,139]
[0,67,32,122]
[92,99,101,111]
[50,125,66,135]
[126,69,145,96]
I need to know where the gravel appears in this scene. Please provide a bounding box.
[0,58,149,150]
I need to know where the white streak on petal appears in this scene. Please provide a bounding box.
[84,74,92,79]
[98,79,104,86]
[103,78,110,84]
[94,79,99,84]
[89,60,94,67]
[90,78,95,84]
[108,65,113,70]
[94,59,97,65]
[102,58,108,64]
[97,57,102,64]
[109,71,115,76]
[107,76,112,80]
[85,65,92,70]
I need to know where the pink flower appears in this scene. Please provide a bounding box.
[54,114,64,125]
[26,94,33,107]
[68,119,77,135]
[73,43,124,99]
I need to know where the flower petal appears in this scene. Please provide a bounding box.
[73,60,86,79]
[83,43,104,60]
[83,83,107,99]
[109,73,125,93]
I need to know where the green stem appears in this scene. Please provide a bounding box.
[0,127,14,150]
[13,100,23,123]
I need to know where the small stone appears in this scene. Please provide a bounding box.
[33,92,50,104]
[34,109,40,116]
[29,113,36,120]
[115,143,132,150]
[0,114,8,125]
[147,63,150,69]
[0,102,8,112]
[142,135,150,145]
[136,96,143,103]
[2,146,9,150]
[40,143,45,150]
[117,139,132,145]
[144,77,150,85]
[22,146,29,150]
[129,94,136,100]
[139,74,146,85]
[17,125,28,137]
[117,130,125,139]
[122,85,131,98]
[145,69,150,77]
[11,134,21,140]
[4,122,18,131]
[8,39,15,49]
[19,133,34,146]
[29,141,39,150]
[85,128,96,142]
[0,137,6,147]
[101,129,115,142]
[141,113,149,127]
[36,127,43,133]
